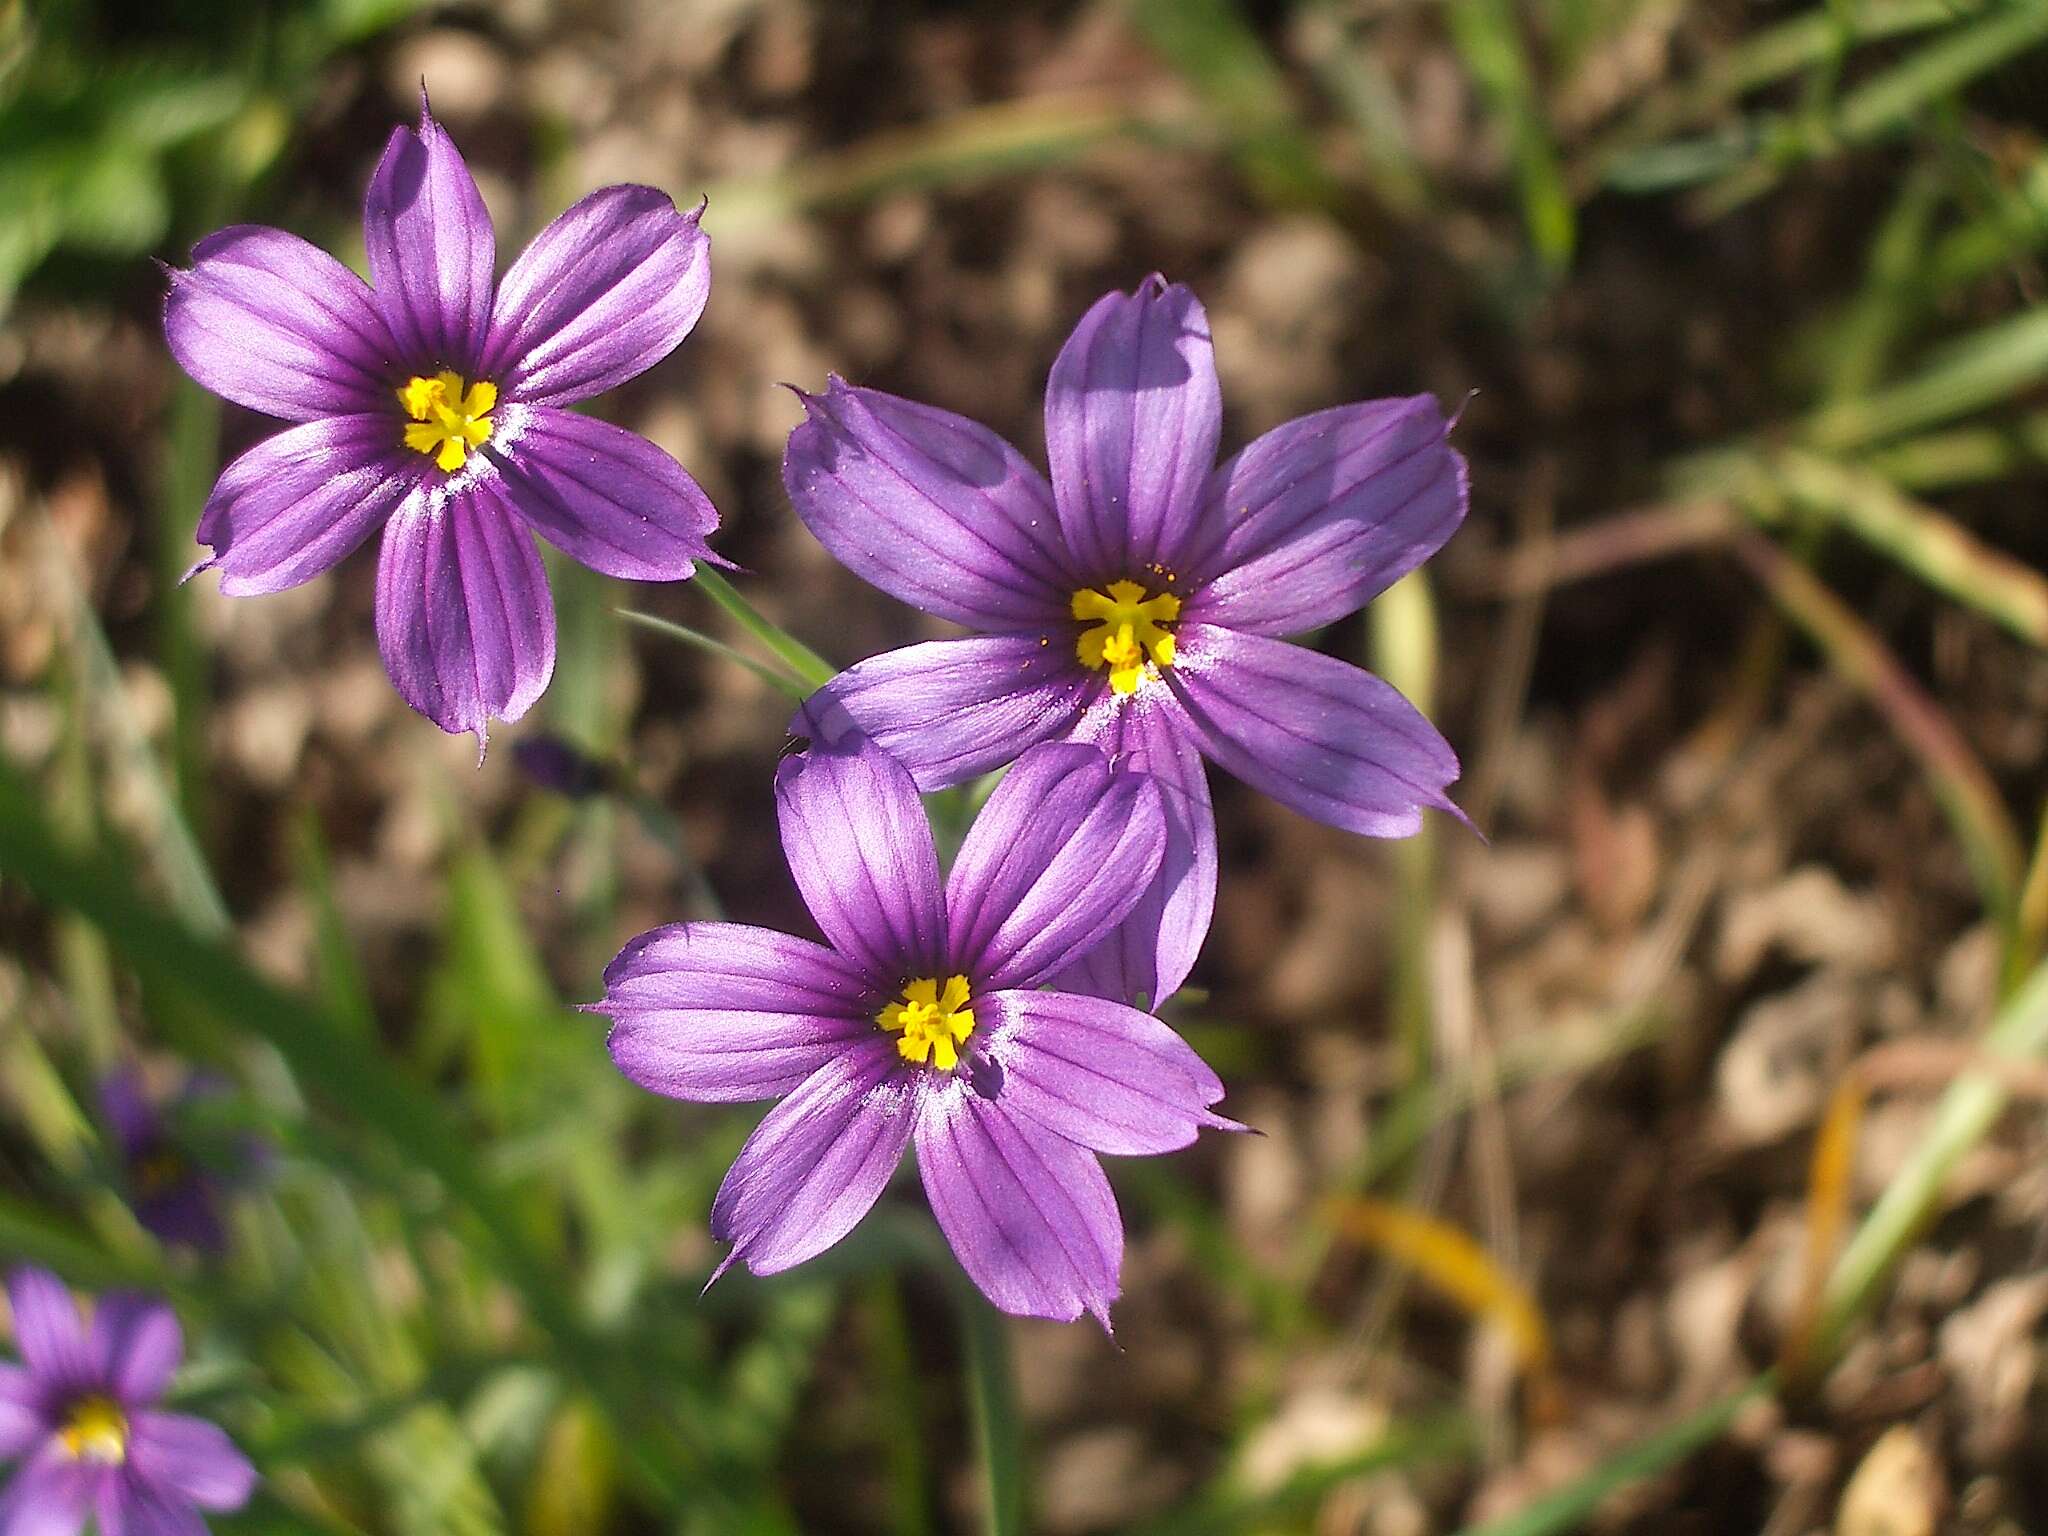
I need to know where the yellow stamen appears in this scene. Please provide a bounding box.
[58,1396,128,1465]
[1072,579,1180,695]
[132,1148,187,1197]
[396,370,496,473]
[876,975,977,1071]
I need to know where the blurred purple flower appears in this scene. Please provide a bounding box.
[785,275,1467,1007]
[101,1069,263,1256]
[596,736,1240,1327]
[164,95,720,746]
[1,1267,255,1534]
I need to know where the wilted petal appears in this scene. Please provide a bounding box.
[192,416,421,596]
[979,990,1238,1154]
[483,187,710,405]
[797,637,1092,791]
[709,1045,915,1277]
[944,743,1165,990]
[1056,689,1214,1007]
[1185,397,1467,636]
[126,1412,256,1511]
[915,1086,1121,1326]
[4,1270,86,1394]
[1044,276,1220,577]
[86,1296,179,1408]
[0,1448,94,1536]
[363,104,494,370]
[164,226,399,421]
[784,380,1072,628]
[374,485,556,742]
[0,1366,43,1458]
[773,737,946,983]
[491,405,715,581]
[1170,624,1461,836]
[601,923,875,1103]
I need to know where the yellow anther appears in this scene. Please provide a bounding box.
[58,1396,128,1465]
[1072,579,1180,695]
[397,370,496,472]
[877,975,977,1071]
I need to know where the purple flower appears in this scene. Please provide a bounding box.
[101,1070,262,1256]
[597,736,1240,1326]
[1,1267,255,1534]
[164,96,719,744]
[785,276,1467,1006]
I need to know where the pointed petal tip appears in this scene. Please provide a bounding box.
[179,553,217,587]
[700,1248,742,1296]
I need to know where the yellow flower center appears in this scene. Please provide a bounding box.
[877,975,976,1071]
[397,371,496,472]
[1072,580,1180,696]
[58,1396,128,1465]
[133,1147,188,1197]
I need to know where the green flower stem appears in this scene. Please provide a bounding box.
[692,567,839,694]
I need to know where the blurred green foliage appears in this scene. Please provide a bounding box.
[0,0,414,309]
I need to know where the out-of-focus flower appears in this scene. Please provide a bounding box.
[785,276,1467,1007]
[0,1267,255,1532]
[596,736,1240,1327]
[511,733,615,801]
[164,94,719,746]
[100,1069,263,1255]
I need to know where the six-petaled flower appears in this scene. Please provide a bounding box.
[1,1267,255,1534]
[164,96,720,745]
[784,275,1468,1009]
[596,736,1241,1327]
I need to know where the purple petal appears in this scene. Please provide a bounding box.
[1183,397,1467,636]
[192,417,421,596]
[163,226,400,422]
[709,1045,915,1277]
[94,1478,207,1536]
[914,1087,1121,1326]
[374,486,556,742]
[600,922,876,1103]
[0,1367,44,1458]
[85,1296,179,1408]
[363,104,494,371]
[1169,624,1461,836]
[97,1072,156,1164]
[1055,690,1215,1006]
[796,637,1093,791]
[4,1271,85,1395]
[784,379,1073,628]
[130,1188,225,1257]
[773,737,946,984]
[482,187,709,405]
[978,990,1237,1154]
[1044,276,1220,577]
[125,1413,255,1512]
[490,404,715,581]
[944,743,1165,990]
[0,1448,94,1536]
